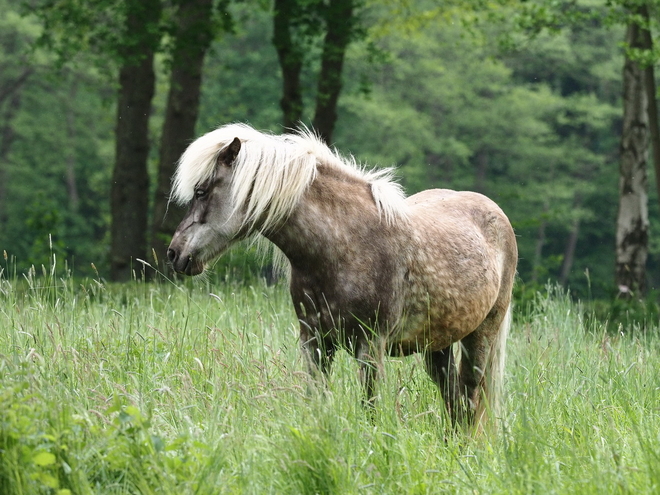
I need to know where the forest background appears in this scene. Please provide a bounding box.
[1,0,658,306]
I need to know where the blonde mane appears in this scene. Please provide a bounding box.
[171,123,407,232]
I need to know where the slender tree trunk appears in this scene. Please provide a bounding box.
[474,148,488,193]
[559,194,582,287]
[273,0,305,129]
[312,0,354,143]
[65,80,80,212]
[560,218,580,287]
[616,17,650,297]
[0,91,23,229]
[0,68,32,108]
[151,0,215,272]
[110,0,161,281]
[0,70,32,230]
[531,202,548,285]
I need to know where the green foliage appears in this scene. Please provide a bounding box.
[26,0,166,72]
[0,371,76,494]
[0,65,114,276]
[197,3,284,131]
[1,0,658,296]
[587,290,660,333]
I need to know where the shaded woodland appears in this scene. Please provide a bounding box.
[2,0,660,303]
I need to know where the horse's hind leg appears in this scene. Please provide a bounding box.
[457,306,509,428]
[424,346,461,423]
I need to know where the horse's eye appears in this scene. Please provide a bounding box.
[195,188,207,199]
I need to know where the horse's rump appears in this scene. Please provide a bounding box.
[397,189,516,351]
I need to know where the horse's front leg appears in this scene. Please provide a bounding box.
[356,337,386,408]
[299,323,336,386]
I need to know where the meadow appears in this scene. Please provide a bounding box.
[1,259,659,494]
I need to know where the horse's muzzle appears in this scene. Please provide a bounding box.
[167,247,203,276]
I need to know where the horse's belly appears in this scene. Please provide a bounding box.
[394,298,493,352]
[394,246,501,351]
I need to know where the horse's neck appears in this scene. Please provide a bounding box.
[266,167,386,272]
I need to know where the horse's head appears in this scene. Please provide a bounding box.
[167,137,245,276]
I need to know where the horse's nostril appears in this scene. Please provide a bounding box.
[167,248,177,263]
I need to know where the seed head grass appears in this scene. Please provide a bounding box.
[1,260,659,494]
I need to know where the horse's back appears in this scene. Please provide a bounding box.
[407,188,507,223]
[406,189,515,253]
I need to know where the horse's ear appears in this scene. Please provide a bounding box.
[217,137,241,167]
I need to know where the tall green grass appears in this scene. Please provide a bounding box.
[1,259,659,494]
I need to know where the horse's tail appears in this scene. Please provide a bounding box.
[476,303,511,431]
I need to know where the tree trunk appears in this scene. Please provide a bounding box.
[65,80,80,212]
[559,193,582,287]
[150,0,215,273]
[312,0,354,144]
[474,148,488,193]
[273,0,305,129]
[0,69,32,230]
[531,202,548,285]
[638,5,660,216]
[560,218,580,287]
[109,0,161,281]
[615,18,650,297]
[0,69,33,108]
[0,91,24,229]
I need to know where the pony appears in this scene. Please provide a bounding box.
[167,123,517,428]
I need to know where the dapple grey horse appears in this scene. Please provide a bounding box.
[167,124,517,428]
